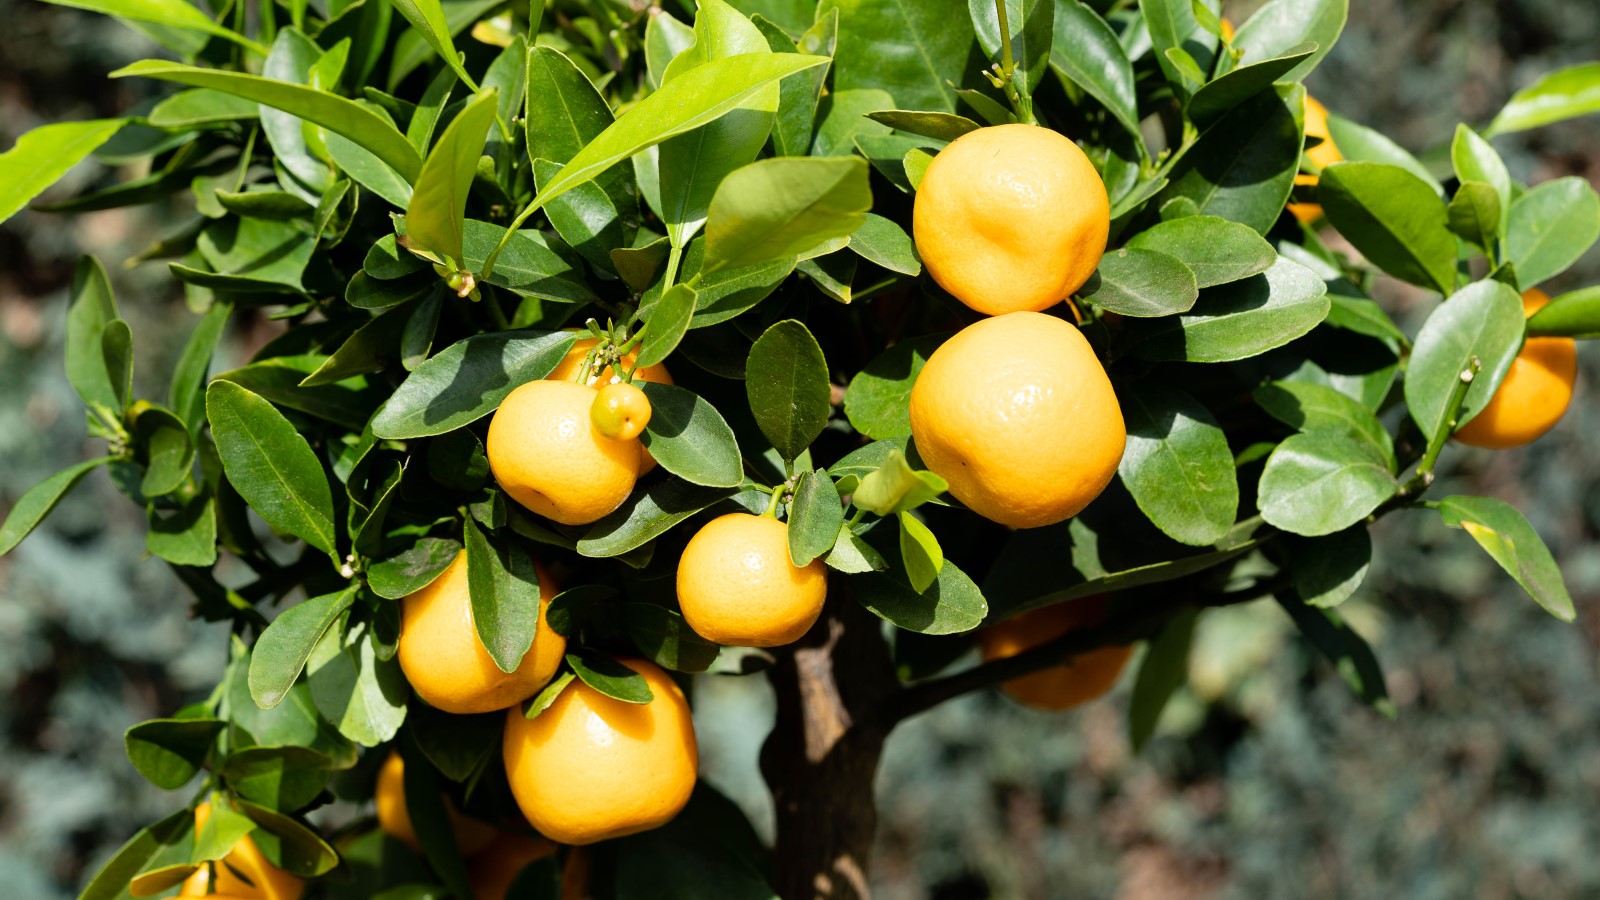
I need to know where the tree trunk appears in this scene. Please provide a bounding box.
[761,595,898,900]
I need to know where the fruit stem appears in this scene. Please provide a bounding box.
[762,485,785,519]
[992,0,1036,125]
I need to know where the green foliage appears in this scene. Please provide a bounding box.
[2,0,1599,896]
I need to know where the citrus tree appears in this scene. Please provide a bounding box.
[2,0,1599,897]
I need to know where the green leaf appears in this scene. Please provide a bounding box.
[1290,527,1371,608]
[135,405,195,497]
[1224,0,1346,83]
[463,517,541,674]
[260,30,334,194]
[1049,0,1139,136]
[788,470,844,567]
[863,109,978,142]
[1157,88,1299,234]
[367,535,461,599]
[408,703,500,782]
[1187,44,1316,130]
[1080,248,1199,317]
[388,0,479,89]
[508,52,830,247]
[1505,176,1600,290]
[147,89,259,127]
[460,220,596,304]
[821,0,973,112]
[637,284,698,369]
[64,256,121,413]
[852,450,947,516]
[1318,161,1457,294]
[623,603,722,674]
[567,651,654,704]
[1126,215,1276,289]
[222,746,332,811]
[1139,0,1218,90]
[1447,181,1502,254]
[301,306,412,388]
[904,147,934,191]
[305,620,408,747]
[1253,380,1394,466]
[78,810,193,900]
[235,797,341,877]
[100,319,133,412]
[1276,590,1393,717]
[191,796,256,863]
[639,236,795,328]
[405,90,499,265]
[638,383,744,489]
[970,0,1054,95]
[1257,433,1397,537]
[1117,384,1239,546]
[702,157,871,274]
[215,190,315,220]
[1324,112,1443,195]
[111,60,422,182]
[206,381,338,556]
[249,587,358,710]
[1438,495,1575,621]
[1404,279,1526,438]
[746,320,831,464]
[856,557,986,635]
[843,335,940,440]
[826,524,888,573]
[524,671,577,719]
[644,9,698,89]
[577,480,739,558]
[1128,256,1330,363]
[1527,285,1600,339]
[326,101,415,207]
[395,744,473,897]
[372,330,576,439]
[1485,62,1600,137]
[124,718,225,790]
[897,511,943,593]
[1127,609,1197,752]
[40,0,266,54]
[0,118,126,226]
[1450,124,1511,237]
[0,457,111,557]
[847,212,920,275]
[214,356,385,430]
[185,215,316,293]
[147,488,218,567]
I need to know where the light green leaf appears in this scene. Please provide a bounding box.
[206,381,338,556]
[1257,433,1397,537]
[1486,62,1600,137]
[0,457,112,557]
[0,119,126,226]
[1318,161,1457,294]
[638,383,745,489]
[405,89,499,265]
[1438,495,1575,621]
[1118,384,1239,546]
[249,587,358,710]
[40,0,267,54]
[898,511,943,593]
[702,156,871,274]
[1505,176,1600,290]
[1404,279,1526,438]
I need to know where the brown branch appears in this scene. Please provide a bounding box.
[879,578,1287,725]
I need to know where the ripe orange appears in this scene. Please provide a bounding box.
[502,658,698,845]
[977,596,1132,711]
[178,802,304,900]
[547,333,673,387]
[591,382,652,440]
[487,380,643,525]
[373,751,496,855]
[676,513,827,647]
[1455,288,1578,448]
[398,550,565,714]
[1289,95,1342,225]
[908,312,1125,528]
[467,831,559,900]
[913,124,1109,316]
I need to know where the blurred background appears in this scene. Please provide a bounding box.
[2,1,1599,898]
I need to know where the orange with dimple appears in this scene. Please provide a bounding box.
[1455,288,1578,448]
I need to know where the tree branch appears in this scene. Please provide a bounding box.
[879,579,1284,725]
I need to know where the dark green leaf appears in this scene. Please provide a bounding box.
[864,109,978,142]
[301,307,411,387]
[1277,590,1393,716]
[856,557,987,635]
[1290,527,1371,608]
[135,406,194,497]
[1257,433,1397,537]
[1127,256,1329,362]
[100,318,133,412]
[971,0,1052,94]
[1438,496,1575,621]
[1403,279,1525,438]
[1139,0,1218,90]
[638,383,744,489]
[214,356,385,430]
[1187,44,1316,130]
[249,587,357,709]
[1050,0,1139,136]
[1118,384,1239,546]
[842,334,941,440]
[235,797,341,877]
[222,746,332,811]
[821,0,973,112]
[147,488,219,566]
[1318,161,1457,294]
[64,256,121,413]
[1127,609,1197,752]
[371,330,576,439]
[77,810,193,900]
[460,220,596,304]
[1080,248,1199,317]
[463,517,541,674]
[624,603,721,674]
[409,703,501,782]
[0,456,111,557]
[205,381,337,555]
[1157,87,1299,234]
[124,718,225,790]
[368,536,461,600]
[577,480,739,558]
[567,650,654,704]
[169,300,232,434]
[788,470,843,567]
[637,284,698,369]
[746,320,831,464]
[1126,215,1276,289]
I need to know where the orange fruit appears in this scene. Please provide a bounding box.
[908,312,1125,528]
[1456,288,1578,448]
[676,513,827,647]
[374,751,497,856]
[591,382,652,440]
[977,596,1132,711]
[1289,95,1342,224]
[398,550,566,714]
[467,831,559,900]
[547,333,673,387]
[1220,17,1235,41]
[502,658,698,845]
[913,123,1109,316]
[487,380,643,525]
[178,802,304,900]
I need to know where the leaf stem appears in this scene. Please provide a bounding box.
[762,486,784,519]
[992,0,1035,125]
[1400,357,1480,497]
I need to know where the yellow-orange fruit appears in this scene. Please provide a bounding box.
[1289,95,1343,224]
[1456,288,1578,448]
[374,751,496,855]
[676,513,827,647]
[591,382,652,441]
[977,596,1133,711]
[467,831,559,900]
[487,380,642,525]
[913,124,1109,316]
[179,803,305,900]
[398,550,565,714]
[908,312,1125,528]
[502,658,698,845]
